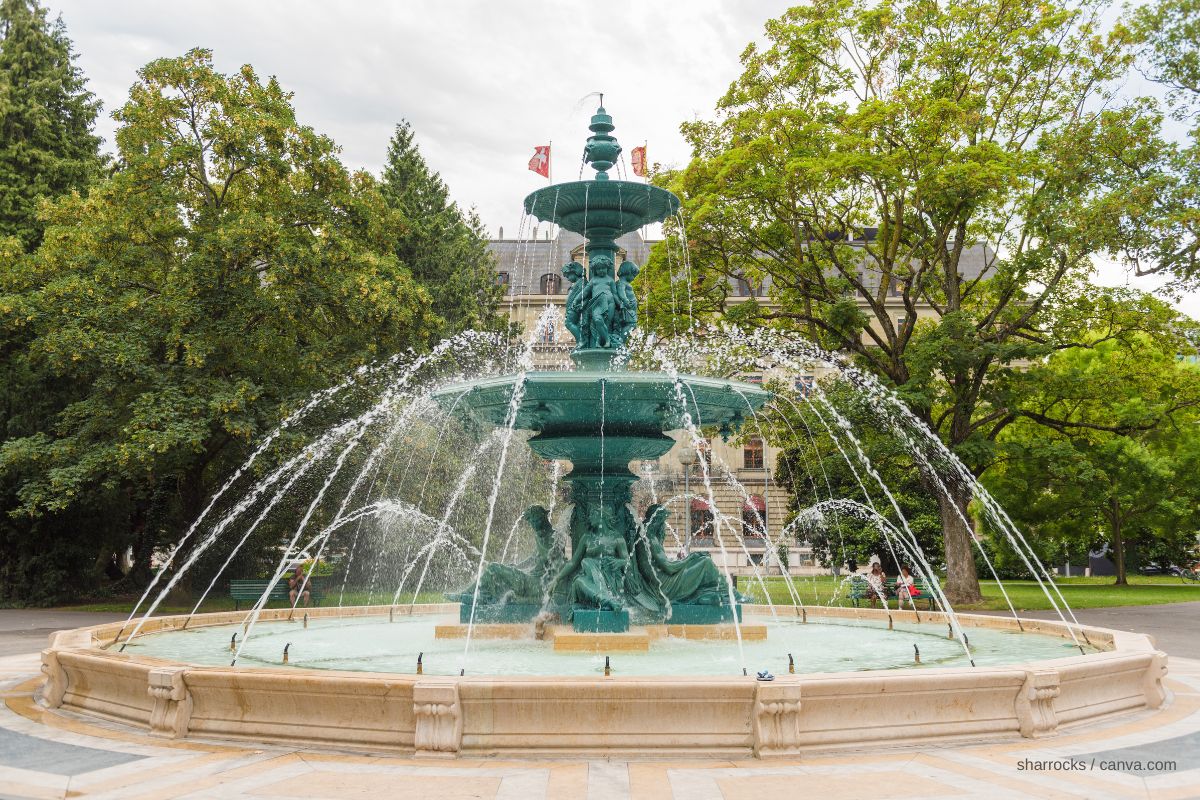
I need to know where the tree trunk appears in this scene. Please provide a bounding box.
[936,481,983,604]
[1111,501,1127,586]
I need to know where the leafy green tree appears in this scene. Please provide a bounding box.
[0,49,439,602]
[0,0,102,252]
[985,331,1200,584]
[637,0,1172,601]
[380,121,502,338]
[1115,0,1200,286]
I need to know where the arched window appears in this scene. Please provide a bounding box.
[742,495,766,538]
[743,437,764,469]
[495,272,510,287]
[540,324,556,344]
[539,273,562,294]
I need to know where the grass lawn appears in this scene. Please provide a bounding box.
[54,576,1200,615]
[58,590,445,615]
[738,574,1200,611]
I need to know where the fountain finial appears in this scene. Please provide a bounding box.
[583,105,621,180]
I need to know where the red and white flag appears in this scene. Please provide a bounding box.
[528,145,550,178]
[631,145,647,177]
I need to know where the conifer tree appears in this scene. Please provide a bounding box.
[379,121,501,337]
[0,0,102,251]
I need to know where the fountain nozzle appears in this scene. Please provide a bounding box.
[303,613,308,629]
[914,644,921,664]
[788,653,795,674]
[417,652,424,675]
[283,643,291,664]
[230,632,238,653]
[604,656,611,677]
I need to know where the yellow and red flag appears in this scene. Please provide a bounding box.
[528,145,550,178]
[631,144,647,177]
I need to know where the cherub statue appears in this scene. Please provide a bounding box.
[615,260,639,344]
[562,260,586,344]
[574,253,621,348]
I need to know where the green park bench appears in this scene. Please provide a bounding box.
[847,575,937,610]
[229,578,323,610]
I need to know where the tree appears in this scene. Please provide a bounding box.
[0,49,439,602]
[1114,0,1200,287]
[379,121,502,338]
[0,0,102,252]
[636,0,1171,601]
[985,327,1200,584]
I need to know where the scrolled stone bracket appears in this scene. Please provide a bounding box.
[147,666,193,738]
[752,679,802,756]
[40,649,66,709]
[1016,668,1060,738]
[413,679,463,756]
[1144,651,1169,709]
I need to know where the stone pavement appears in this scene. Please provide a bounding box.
[1,648,1199,799]
[0,611,126,658]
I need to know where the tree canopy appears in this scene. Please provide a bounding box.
[0,49,444,601]
[0,0,102,252]
[636,0,1181,600]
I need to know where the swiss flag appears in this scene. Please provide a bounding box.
[528,145,550,178]
[631,145,647,177]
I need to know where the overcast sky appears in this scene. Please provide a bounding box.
[46,0,1199,319]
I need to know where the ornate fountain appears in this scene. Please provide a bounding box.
[437,106,770,632]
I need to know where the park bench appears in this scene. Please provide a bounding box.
[229,578,323,610]
[847,575,937,610]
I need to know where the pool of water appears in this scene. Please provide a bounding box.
[122,614,1095,677]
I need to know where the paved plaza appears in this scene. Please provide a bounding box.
[1,608,1198,799]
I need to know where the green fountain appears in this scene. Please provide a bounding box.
[437,106,769,633]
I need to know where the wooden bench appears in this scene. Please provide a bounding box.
[847,576,937,610]
[229,578,323,610]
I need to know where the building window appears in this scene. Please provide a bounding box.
[795,375,814,398]
[742,495,767,538]
[896,315,907,329]
[889,278,906,297]
[540,324,556,344]
[743,437,764,469]
[539,273,562,294]
[496,272,510,287]
[744,374,763,385]
[690,498,714,540]
[736,278,752,297]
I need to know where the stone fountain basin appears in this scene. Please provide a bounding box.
[39,605,1167,757]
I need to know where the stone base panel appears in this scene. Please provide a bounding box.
[38,604,1168,758]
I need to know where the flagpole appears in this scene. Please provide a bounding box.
[548,140,553,239]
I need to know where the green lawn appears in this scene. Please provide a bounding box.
[55,576,1200,615]
[59,590,444,615]
[738,575,1200,611]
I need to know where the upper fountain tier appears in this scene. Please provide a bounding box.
[522,106,680,243]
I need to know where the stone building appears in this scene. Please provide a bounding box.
[487,228,995,578]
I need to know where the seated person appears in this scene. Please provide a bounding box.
[895,565,921,603]
[864,562,887,606]
[288,565,311,608]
